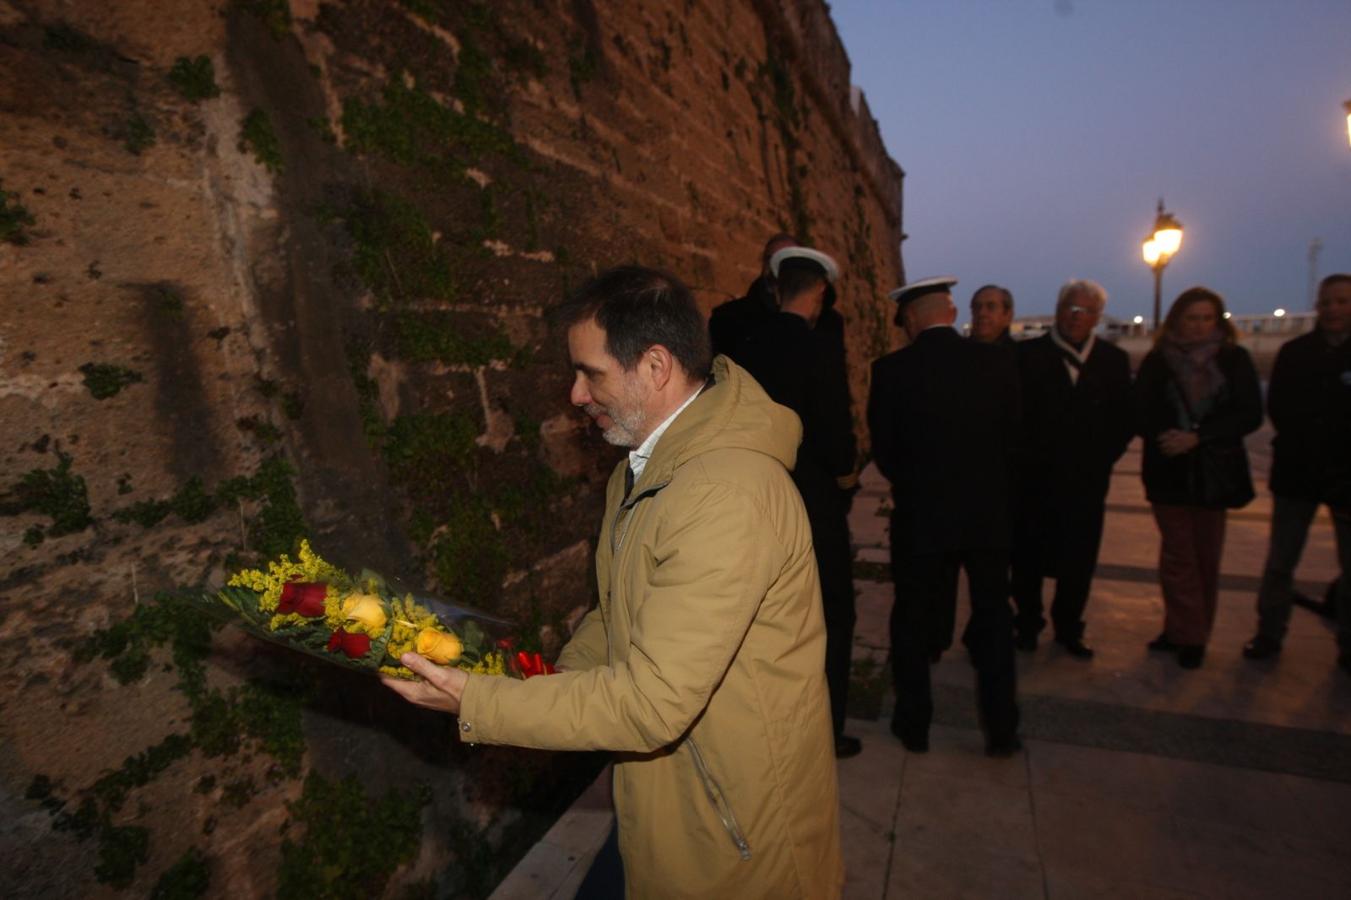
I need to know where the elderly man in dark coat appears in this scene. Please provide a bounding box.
[1244,272,1351,673]
[738,246,862,758]
[868,277,1022,757]
[1011,279,1134,659]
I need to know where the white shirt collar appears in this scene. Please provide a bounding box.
[628,386,703,481]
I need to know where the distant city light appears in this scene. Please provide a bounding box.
[1132,315,1144,324]
[1273,308,1287,318]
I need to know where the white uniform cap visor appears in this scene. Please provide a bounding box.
[769,247,840,283]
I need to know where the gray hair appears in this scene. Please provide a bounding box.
[1056,279,1107,310]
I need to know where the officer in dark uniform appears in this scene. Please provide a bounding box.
[867,277,1021,757]
[709,233,798,361]
[737,246,862,758]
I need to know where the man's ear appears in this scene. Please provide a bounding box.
[642,344,675,391]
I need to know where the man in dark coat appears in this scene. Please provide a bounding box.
[1244,272,1351,673]
[1011,279,1134,658]
[868,277,1021,757]
[945,284,1020,655]
[709,233,797,360]
[738,246,862,758]
[969,284,1017,347]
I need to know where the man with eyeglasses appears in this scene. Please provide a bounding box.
[1010,280,1134,659]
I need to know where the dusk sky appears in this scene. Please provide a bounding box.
[831,0,1351,324]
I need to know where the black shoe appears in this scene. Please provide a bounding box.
[890,717,929,753]
[1242,635,1282,660]
[834,734,862,759]
[985,735,1023,758]
[1148,633,1178,653]
[1014,632,1038,653]
[1178,645,1205,669]
[1057,638,1095,660]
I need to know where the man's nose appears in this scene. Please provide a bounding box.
[569,375,590,407]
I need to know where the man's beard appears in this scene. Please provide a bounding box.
[586,401,647,448]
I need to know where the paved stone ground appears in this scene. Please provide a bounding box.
[493,429,1351,899]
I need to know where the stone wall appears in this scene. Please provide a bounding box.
[0,0,903,896]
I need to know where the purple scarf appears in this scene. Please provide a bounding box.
[1159,331,1225,413]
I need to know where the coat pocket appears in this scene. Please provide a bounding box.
[686,738,752,861]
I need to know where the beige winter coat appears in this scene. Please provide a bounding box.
[458,356,843,898]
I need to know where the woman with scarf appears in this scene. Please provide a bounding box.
[1134,287,1263,668]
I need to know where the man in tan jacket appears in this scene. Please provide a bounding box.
[383,266,844,898]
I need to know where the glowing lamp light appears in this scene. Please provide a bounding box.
[1223,311,1232,319]
[1142,199,1184,332]
[1345,99,1351,148]
[1153,225,1182,257]
[1273,308,1287,318]
[1132,315,1144,325]
[1142,239,1161,266]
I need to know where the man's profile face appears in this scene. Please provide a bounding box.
[567,317,649,448]
[1316,280,1351,335]
[969,288,1012,342]
[1055,291,1101,345]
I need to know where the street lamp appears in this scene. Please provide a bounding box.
[1344,99,1351,149]
[1142,198,1184,330]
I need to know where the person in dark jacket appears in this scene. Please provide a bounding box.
[1011,280,1134,659]
[969,284,1016,346]
[1010,277,1134,656]
[868,277,1021,757]
[1244,272,1351,673]
[708,233,797,360]
[737,246,863,758]
[1134,287,1263,669]
[945,284,1019,655]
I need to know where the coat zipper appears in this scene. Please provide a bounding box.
[686,739,753,861]
[610,480,749,858]
[609,480,666,554]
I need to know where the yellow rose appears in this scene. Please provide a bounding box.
[416,628,462,665]
[341,593,387,633]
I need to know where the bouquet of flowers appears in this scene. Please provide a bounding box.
[205,540,523,680]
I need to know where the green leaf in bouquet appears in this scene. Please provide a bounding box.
[355,568,387,594]
[367,629,393,668]
[458,619,490,659]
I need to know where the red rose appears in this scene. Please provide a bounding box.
[514,650,555,679]
[326,628,371,659]
[278,581,327,617]
[496,637,516,650]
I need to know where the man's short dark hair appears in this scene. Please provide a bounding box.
[761,232,798,267]
[1319,273,1351,294]
[552,265,713,379]
[971,284,1014,313]
[774,257,829,306]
